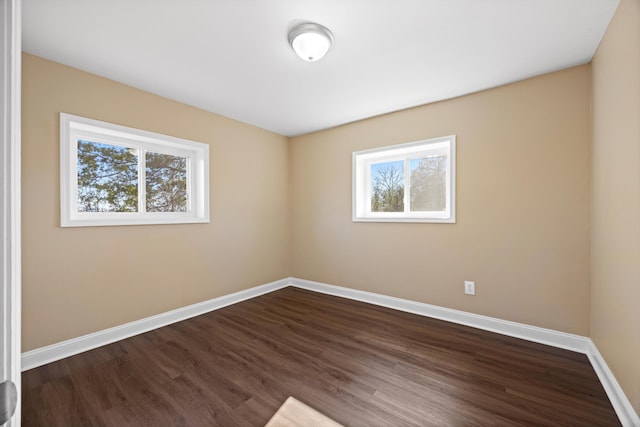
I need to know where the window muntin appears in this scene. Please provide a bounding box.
[353,136,456,223]
[61,113,209,227]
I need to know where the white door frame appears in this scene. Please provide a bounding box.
[1,0,21,425]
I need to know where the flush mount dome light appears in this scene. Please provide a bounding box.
[288,22,334,62]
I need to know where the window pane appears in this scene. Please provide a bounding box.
[410,156,447,211]
[371,160,404,212]
[145,152,188,212]
[77,140,138,212]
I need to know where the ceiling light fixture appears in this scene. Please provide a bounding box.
[288,23,334,62]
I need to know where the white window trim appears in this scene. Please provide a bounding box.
[352,135,456,223]
[60,113,210,227]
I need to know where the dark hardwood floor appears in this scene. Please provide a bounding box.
[22,287,620,426]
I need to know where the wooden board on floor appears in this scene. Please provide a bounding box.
[265,397,343,427]
[22,287,621,426]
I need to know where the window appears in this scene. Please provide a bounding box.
[353,135,456,223]
[60,113,209,227]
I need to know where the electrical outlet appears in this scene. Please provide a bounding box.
[464,281,476,295]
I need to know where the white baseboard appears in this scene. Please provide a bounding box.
[22,276,638,425]
[21,278,291,371]
[289,277,638,426]
[290,277,589,353]
[587,340,640,427]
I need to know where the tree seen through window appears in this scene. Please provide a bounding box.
[77,140,188,213]
[370,156,447,213]
[77,140,138,212]
[146,152,187,212]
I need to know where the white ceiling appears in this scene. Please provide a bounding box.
[22,0,619,137]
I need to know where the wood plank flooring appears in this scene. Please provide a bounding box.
[22,287,621,426]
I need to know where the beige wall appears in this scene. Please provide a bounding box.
[22,53,290,351]
[591,0,640,414]
[290,66,592,335]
